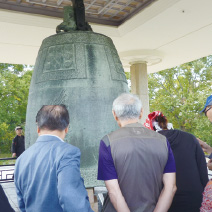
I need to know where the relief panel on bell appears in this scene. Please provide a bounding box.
[36,44,86,83]
[104,46,127,82]
[43,44,75,72]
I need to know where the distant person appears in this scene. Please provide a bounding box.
[14,105,93,212]
[0,184,14,212]
[11,126,25,158]
[200,94,212,122]
[98,93,176,212]
[144,111,208,212]
[198,95,212,211]
[198,95,212,170]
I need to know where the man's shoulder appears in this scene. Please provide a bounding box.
[100,135,110,147]
[59,140,80,153]
[13,135,18,141]
[177,129,195,137]
[107,124,166,143]
[16,136,80,165]
[43,135,80,153]
[47,138,81,165]
[176,130,198,144]
[25,135,79,153]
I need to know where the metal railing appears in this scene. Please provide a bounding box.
[94,187,107,211]
[0,157,16,183]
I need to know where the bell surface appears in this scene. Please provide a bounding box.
[25,31,129,187]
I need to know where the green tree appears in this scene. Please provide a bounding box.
[0,122,15,154]
[0,64,33,154]
[148,56,212,145]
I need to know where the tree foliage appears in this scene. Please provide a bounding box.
[0,57,211,153]
[148,56,212,145]
[0,64,33,154]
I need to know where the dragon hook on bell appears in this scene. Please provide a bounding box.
[56,0,92,33]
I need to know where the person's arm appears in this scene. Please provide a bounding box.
[12,153,16,158]
[154,140,177,212]
[197,138,212,170]
[105,179,130,212]
[197,138,212,157]
[97,138,129,211]
[11,138,17,158]
[14,177,26,212]
[57,147,93,212]
[207,158,212,170]
[195,138,209,187]
[153,173,177,212]
[16,188,25,212]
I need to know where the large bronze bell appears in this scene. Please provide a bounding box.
[25,5,129,187]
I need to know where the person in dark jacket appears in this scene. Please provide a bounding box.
[0,184,14,212]
[144,111,209,212]
[11,126,25,158]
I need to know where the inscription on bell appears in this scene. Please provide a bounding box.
[44,44,75,71]
[36,44,87,83]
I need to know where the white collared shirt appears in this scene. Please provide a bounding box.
[39,134,64,142]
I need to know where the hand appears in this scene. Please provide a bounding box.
[208,159,212,171]
[12,153,16,158]
[197,138,212,155]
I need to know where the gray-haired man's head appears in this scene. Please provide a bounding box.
[112,93,143,121]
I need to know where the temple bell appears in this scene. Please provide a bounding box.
[25,5,129,187]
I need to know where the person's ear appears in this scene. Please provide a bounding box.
[65,126,69,134]
[112,110,118,121]
[139,108,143,120]
[37,126,40,134]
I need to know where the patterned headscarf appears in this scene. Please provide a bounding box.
[144,111,173,131]
[144,111,163,130]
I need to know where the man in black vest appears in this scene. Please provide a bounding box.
[11,126,25,158]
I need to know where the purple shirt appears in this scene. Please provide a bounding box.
[98,139,176,181]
